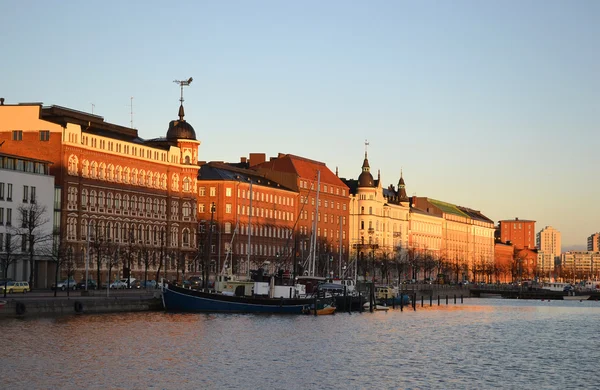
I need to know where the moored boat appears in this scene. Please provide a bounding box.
[162,283,313,314]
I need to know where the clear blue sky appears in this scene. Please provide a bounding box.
[2,1,598,248]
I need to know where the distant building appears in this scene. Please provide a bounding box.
[494,242,514,283]
[536,226,561,276]
[588,233,600,252]
[561,251,600,280]
[0,152,55,287]
[498,218,536,250]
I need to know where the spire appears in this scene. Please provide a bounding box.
[178,104,185,121]
[398,168,408,201]
[377,169,380,181]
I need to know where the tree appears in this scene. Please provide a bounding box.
[105,241,120,285]
[88,221,106,288]
[17,202,50,289]
[0,233,20,298]
[43,230,73,297]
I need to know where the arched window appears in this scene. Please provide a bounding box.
[182,229,190,246]
[90,161,98,178]
[107,164,114,181]
[81,189,88,206]
[182,202,191,217]
[98,191,105,207]
[68,155,78,175]
[131,195,137,211]
[369,207,372,215]
[131,168,138,185]
[82,160,89,177]
[183,177,191,192]
[361,221,364,230]
[153,199,158,213]
[172,174,179,191]
[115,193,121,209]
[99,163,106,180]
[90,190,97,207]
[107,192,113,208]
[146,198,152,212]
[123,167,130,184]
[139,170,145,186]
[160,174,167,190]
[115,166,122,182]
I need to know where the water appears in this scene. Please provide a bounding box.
[3,299,599,389]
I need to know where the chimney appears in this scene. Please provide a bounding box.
[0,98,4,105]
[515,217,519,221]
[249,153,266,167]
[240,157,247,163]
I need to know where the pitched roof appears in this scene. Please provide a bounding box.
[256,154,348,189]
[427,198,471,218]
[199,162,295,192]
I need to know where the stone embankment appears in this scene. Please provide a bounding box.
[0,290,163,319]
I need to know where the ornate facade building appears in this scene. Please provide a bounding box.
[196,162,297,277]
[0,100,199,283]
[343,150,410,281]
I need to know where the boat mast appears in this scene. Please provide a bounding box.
[247,180,253,280]
[311,170,321,276]
[339,215,342,278]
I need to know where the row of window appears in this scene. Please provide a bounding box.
[299,180,347,197]
[76,135,171,162]
[300,210,346,225]
[299,195,347,211]
[0,184,35,204]
[68,155,195,193]
[11,130,50,142]
[65,219,195,247]
[0,156,49,175]
[68,188,195,218]
[235,205,294,221]
[0,208,12,226]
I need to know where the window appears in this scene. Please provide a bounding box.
[226,188,232,197]
[21,210,28,228]
[30,187,36,204]
[199,203,205,213]
[7,183,12,201]
[12,130,23,141]
[226,204,232,214]
[210,187,216,196]
[199,187,205,196]
[6,209,12,226]
[22,186,29,203]
[0,183,4,200]
[40,131,50,141]
[0,208,3,225]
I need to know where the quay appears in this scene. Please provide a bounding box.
[0,289,162,319]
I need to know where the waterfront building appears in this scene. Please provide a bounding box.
[498,218,536,250]
[587,233,600,252]
[247,153,350,278]
[411,197,495,282]
[0,152,55,287]
[196,162,297,277]
[342,150,410,282]
[536,226,561,276]
[560,251,600,281]
[0,100,199,283]
[494,242,514,283]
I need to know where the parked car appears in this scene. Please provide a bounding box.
[52,279,77,291]
[188,276,203,290]
[130,280,142,289]
[76,280,97,290]
[110,278,137,289]
[140,280,157,289]
[0,281,30,293]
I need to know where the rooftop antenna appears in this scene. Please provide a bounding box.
[129,97,134,128]
[173,77,193,120]
[91,103,95,115]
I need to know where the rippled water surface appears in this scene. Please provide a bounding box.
[3,299,600,389]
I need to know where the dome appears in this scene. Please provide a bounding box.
[166,104,197,141]
[358,170,374,187]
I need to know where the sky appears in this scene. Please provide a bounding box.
[1,1,598,249]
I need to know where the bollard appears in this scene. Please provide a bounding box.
[430,295,433,307]
[400,293,403,312]
[446,295,448,305]
[454,294,456,304]
[413,293,417,311]
[421,295,424,307]
[369,284,374,313]
[438,295,440,306]
[461,295,463,304]
[392,292,396,309]
[314,296,318,316]
[359,292,363,312]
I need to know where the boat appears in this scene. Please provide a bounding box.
[162,282,314,314]
[563,295,590,301]
[304,299,336,315]
[363,302,390,311]
[375,286,411,306]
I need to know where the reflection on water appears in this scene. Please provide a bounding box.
[4,299,600,389]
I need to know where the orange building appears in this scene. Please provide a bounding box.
[248,153,350,277]
[196,162,297,278]
[494,242,514,283]
[0,100,199,283]
[499,217,536,250]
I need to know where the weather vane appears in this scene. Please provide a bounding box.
[173,77,193,120]
[173,77,193,104]
[364,139,369,157]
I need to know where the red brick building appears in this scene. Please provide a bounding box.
[499,217,536,250]
[0,101,199,284]
[247,153,350,277]
[196,162,298,278]
[494,242,514,283]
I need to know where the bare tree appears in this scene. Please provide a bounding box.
[88,221,106,288]
[42,230,73,297]
[105,241,120,285]
[17,203,50,289]
[0,233,20,298]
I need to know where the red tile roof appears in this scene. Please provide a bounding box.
[255,154,348,189]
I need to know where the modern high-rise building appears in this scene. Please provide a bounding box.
[536,226,561,275]
[588,233,600,252]
[499,218,536,250]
